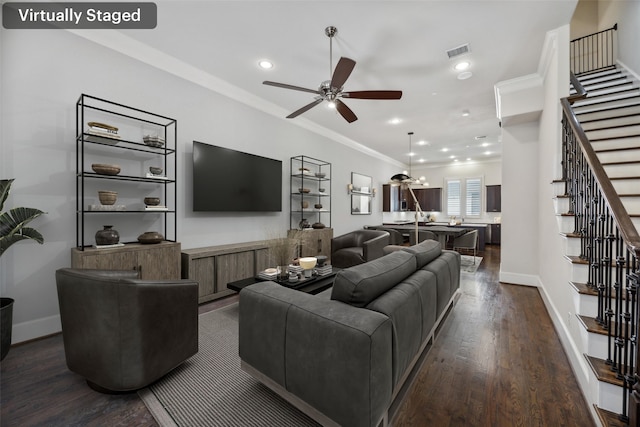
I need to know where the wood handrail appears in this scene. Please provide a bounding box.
[567,72,587,104]
[560,97,640,257]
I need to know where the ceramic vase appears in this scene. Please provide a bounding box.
[95,225,120,245]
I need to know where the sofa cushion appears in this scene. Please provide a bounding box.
[402,239,441,269]
[331,250,416,308]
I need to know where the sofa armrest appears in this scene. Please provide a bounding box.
[362,233,390,262]
[239,282,392,427]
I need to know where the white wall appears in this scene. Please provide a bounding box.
[0,28,400,343]
[599,0,640,75]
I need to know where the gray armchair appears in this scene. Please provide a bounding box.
[331,229,390,268]
[55,268,199,393]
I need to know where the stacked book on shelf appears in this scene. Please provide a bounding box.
[86,121,120,140]
[144,205,169,211]
[257,269,278,281]
[315,264,333,276]
[288,264,304,275]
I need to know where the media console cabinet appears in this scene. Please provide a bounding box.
[181,241,271,303]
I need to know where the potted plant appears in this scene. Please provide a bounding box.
[0,179,45,360]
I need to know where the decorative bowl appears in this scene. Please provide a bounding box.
[98,190,117,205]
[315,255,328,267]
[92,163,121,176]
[298,257,317,270]
[314,203,323,209]
[298,188,311,193]
[144,197,161,206]
[315,172,326,178]
[143,135,165,148]
[149,166,163,175]
[137,231,164,244]
[318,188,326,193]
[312,222,326,229]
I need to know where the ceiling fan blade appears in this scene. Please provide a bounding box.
[263,81,321,95]
[330,57,356,89]
[341,90,403,100]
[335,99,358,123]
[286,98,324,119]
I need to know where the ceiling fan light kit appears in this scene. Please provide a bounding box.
[263,26,402,123]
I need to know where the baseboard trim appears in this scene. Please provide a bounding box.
[498,271,539,287]
[12,314,61,345]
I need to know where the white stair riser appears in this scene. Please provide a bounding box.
[552,181,567,197]
[571,262,589,283]
[582,116,640,131]
[577,69,624,83]
[578,105,640,123]
[573,92,640,110]
[564,237,581,256]
[556,215,575,234]
[612,180,640,194]
[621,197,640,214]
[586,124,640,140]
[579,326,609,360]
[602,163,640,177]
[573,288,597,317]
[581,84,637,98]
[553,197,570,215]
[591,136,640,151]
[596,149,640,163]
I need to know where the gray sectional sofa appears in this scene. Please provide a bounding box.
[238,239,461,427]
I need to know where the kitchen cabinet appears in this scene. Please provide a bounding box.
[486,185,501,212]
[409,188,442,212]
[488,224,501,245]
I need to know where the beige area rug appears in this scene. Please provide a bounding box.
[139,304,319,427]
[460,255,482,274]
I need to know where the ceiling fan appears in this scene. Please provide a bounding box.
[263,26,402,123]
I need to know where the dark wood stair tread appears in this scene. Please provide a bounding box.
[595,405,628,427]
[585,354,624,387]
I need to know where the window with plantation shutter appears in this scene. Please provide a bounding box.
[446,179,461,216]
[466,178,481,216]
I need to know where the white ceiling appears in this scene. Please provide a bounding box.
[123,0,577,166]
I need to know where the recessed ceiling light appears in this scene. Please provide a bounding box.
[418,158,425,163]
[389,118,402,125]
[461,110,470,117]
[449,155,456,159]
[454,61,470,71]
[258,60,273,69]
[417,140,427,146]
[441,148,449,152]
[466,158,472,161]
[457,71,473,80]
[484,151,492,155]
[409,152,415,157]
[481,142,490,147]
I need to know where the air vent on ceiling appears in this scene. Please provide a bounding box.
[446,43,470,59]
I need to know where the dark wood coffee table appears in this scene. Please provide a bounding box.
[227,269,340,295]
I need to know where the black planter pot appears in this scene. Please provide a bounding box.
[1,297,14,361]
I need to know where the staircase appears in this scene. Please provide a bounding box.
[556,64,640,426]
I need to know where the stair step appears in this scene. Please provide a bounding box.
[596,147,640,163]
[573,89,640,109]
[585,354,624,388]
[579,72,627,87]
[574,95,640,115]
[576,67,622,82]
[577,102,640,123]
[585,124,640,140]
[570,280,598,296]
[602,161,640,178]
[595,406,627,427]
[571,79,632,96]
[582,115,640,131]
[591,136,640,150]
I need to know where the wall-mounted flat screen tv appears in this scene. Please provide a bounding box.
[192,141,282,212]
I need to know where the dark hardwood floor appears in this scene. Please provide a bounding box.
[1,245,595,426]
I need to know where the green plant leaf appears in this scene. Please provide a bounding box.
[0,179,14,213]
[0,207,45,256]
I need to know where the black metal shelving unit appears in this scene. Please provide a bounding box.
[75,94,177,249]
[290,155,331,230]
